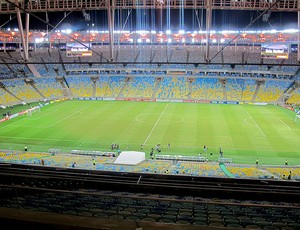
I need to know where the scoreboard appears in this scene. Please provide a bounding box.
[66,43,92,57]
[261,43,289,59]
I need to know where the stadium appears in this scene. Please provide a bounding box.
[0,0,300,229]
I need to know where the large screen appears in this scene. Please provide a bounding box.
[66,43,92,57]
[261,43,289,59]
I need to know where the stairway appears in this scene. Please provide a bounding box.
[1,87,22,103]
[117,77,130,98]
[29,82,45,100]
[252,80,264,102]
[92,79,96,97]
[151,78,160,99]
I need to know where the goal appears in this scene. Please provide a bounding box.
[27,106,41,116]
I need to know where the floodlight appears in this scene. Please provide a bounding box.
[179,30,185,34]
[64,29,72,34]
[283,29,298,33]
[166,30,171,35]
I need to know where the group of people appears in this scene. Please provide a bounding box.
[200,145,224,158]
[110,143,120,150]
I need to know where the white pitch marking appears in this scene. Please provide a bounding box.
[246,110,266,137]
[277,118,291,130]
[48,105,90,128]
[0,116,26,130]
[143,103,169,145]
[34,110,58,120]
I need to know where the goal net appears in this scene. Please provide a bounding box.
[27,106,41,116]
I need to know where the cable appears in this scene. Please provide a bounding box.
[209,0,280,63]
[4,0,109,62]
[0,15,17,29]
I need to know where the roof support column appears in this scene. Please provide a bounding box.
[15,1,29,60]
[108,0,114,63]
[205,0,212,64]
[25,12,30,59]
[298,0,300,62]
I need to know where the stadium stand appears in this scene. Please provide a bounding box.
[0,86,21,105]
[225,78,245,101]
[101,76,125,98]
[2,79,41,102]
[1,188,300,228]
[95,76,110,97]
[224,164,271,179]
[191,77,223,100]
[2,151,299,182]
[34,78,64,100]
[265,167,300,180]
[121,76,155,98]
[241,79,257,101]
[255,80,292,103]
[0,2,299,229]
[287,88,300,105]
[154,76,190,99]
[66,77,93,98]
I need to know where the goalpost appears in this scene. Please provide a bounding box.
[27,106,41,116]
[295,114,300,125]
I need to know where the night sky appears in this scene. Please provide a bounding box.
[0,9,297,32]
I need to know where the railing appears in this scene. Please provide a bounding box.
[156,154,206,162]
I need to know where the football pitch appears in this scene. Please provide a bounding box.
[0,100,299,165]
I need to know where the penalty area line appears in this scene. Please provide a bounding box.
[48,105,90,128]
[277,118,291,130]
[143,103,169,145]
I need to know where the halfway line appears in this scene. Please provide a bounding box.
[246,110,266,137]
[143,103,169,145]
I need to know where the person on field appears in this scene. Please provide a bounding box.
[219,147,223,158]
[150,150,154,160]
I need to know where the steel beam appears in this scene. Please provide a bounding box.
[108,0,114,62]
[16,1,28,61]
[205,0,212,63]
[298,0,300,62]
[1,0,299,13]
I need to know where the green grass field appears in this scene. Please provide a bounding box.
[0,100,299,165]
